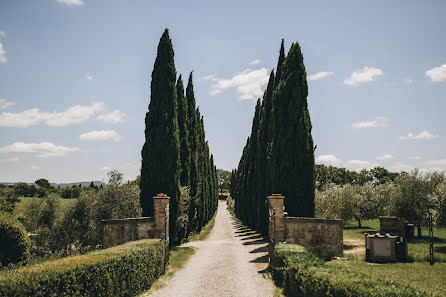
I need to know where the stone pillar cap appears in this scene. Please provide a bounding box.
[268,194,284,199]
[153,193,170,199]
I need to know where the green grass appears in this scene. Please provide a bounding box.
[327,254,446,296]
[339,220,446,296]
[13,196,76,216]
[344,219,446,263]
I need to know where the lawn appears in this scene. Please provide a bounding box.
[338,219,446,296]
[13,196,76,216]
[344,219,446,262]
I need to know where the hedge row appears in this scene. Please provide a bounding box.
[0,211,30,267]
[0,239,165,297]
[271,244,428,297]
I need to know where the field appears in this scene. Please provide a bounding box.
[339,219,446,296]
[13,196,76,216]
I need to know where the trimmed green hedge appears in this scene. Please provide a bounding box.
[0,211,30,267]
[0,239,165,296]
[271,244,428,297]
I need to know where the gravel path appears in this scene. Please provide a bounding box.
[148,200,275,297]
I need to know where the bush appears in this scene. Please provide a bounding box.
[0,212,30,267]
[0,239,165,296]
[271,244,427,297]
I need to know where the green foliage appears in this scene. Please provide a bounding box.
[140,29,181,246]
[14,183,37,197]
[0,193,20,213]
[0,239,165,296]
[216,169,231,194]
[271,244,427,297]
[34,179,51,189]
[0,211,30,267]
[176,75,191,187]
[140,31,218,245]
[432,180,446,226]
[61,187,80,199]
[24,171,142,255]
[232,39,315,234]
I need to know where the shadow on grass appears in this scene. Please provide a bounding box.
[344,225,373,230]
[410,237,446,244]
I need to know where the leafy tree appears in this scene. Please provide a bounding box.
[35,179,51,189]
[140,29,181,244]
[0,193,20,214]
[216,169,231,194]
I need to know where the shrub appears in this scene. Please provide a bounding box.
[0,239,165,296]
[271,244,427,297]
[0,212,30,267]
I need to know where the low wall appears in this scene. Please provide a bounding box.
[284,217,343,259]
[102,217,155,249]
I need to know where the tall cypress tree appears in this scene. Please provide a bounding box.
[140,29,181,242]
[271,41,315,217]
[186,73,199,198]
[176,75,191,186]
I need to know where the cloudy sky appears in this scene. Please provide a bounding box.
[0,1,445,183]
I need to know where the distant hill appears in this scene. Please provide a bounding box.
[50,181,107,189]
[0,181,106,189]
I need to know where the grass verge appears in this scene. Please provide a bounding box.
[188,211,217,242]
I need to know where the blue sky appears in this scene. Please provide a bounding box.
[0,0,445,183]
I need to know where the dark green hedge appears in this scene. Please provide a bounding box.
[271,244,428,297]
[0,211,30,267]
[0,239,165,296]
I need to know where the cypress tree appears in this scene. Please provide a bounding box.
[176,75,191,186]
[140,29,181,242]
[271,41,315,217]
[274,39,285,87]
[186,73,199,198]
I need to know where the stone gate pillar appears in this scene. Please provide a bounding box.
[268,194,285,243]
[153,193,170,240]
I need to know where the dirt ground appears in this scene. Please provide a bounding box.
[145,200,276,297]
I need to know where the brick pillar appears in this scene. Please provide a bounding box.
[153,193,170,240]
[268,194,285,243]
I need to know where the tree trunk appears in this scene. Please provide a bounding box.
[417,223,422,238]
[358,218,362,228]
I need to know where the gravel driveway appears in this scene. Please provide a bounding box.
[147,200,275,297]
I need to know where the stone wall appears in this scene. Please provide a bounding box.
[102,193,170,249]
[284,217,343,259]
[102,217,155,249]
[268,193,343,260]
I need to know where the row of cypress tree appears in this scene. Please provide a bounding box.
[140,29,218,244]
[230,40,315,234]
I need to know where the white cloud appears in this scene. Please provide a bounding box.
[425,159,446,167]
[100,166,111,171]
[31,165,40,170]
[0,102,105,128]
[0,98,14,110]
[0,157,19,163]
[344,66,383,86]
[408,156,422,160]
[345,159,378,171]
[426,64,446,82]
[0,43,7,63]
[403,77,414,84]
[97,110,126,124]
[205,68,269,100]
[307,71,334,81]
[376,154,393,161]
[85,73,93,81]
[400,130,439,140]
[315,155,342,167]
[80,130,121,142]
[389,162,415,172]
[56,0,84,6]
[250,59,261,65]
[0,31,5,39]
[352,116,389,128]
[0,142,80,158]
